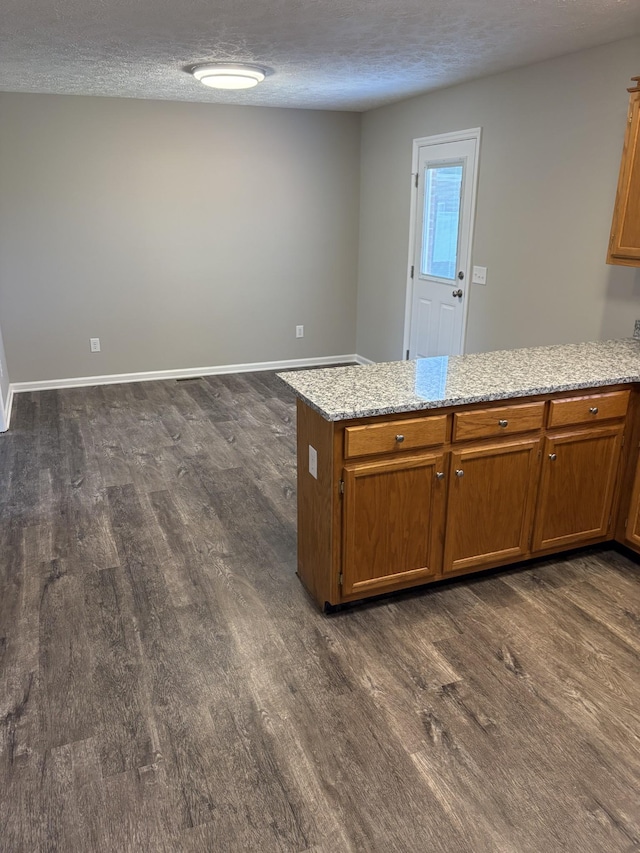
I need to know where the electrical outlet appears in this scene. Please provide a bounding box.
[90,337,101,353]
[472,266,487,285]
[296,325,304,338]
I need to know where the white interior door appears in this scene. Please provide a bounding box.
[406,131,480,359]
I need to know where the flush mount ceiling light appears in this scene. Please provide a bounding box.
[191,64,266,90]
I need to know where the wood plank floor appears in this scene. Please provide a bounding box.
[2,371,640,852]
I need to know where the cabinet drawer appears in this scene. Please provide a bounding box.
[548,390,629,428]
[344,415,447,459]
[452,402,545,442]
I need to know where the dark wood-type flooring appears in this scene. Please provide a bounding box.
[1,371,640,852]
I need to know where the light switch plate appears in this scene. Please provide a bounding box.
[472,266,487,285]
[308,444,318,479]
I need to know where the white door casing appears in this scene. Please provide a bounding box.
[404,129,481,360]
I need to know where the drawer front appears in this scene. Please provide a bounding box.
[548,390,629,428]
[344,415,447,459]
[452,402,545,442]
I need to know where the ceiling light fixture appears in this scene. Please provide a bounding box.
[191,64,266,90]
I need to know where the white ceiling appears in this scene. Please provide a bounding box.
[2,0,640,112]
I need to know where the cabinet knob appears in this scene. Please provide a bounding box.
[395,434,405,443]
[589,406,599,415]
[498,419,508,428]
[455,469,464,477]
[549,453,557,461]
[435,471,445,480]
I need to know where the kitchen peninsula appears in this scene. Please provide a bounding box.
[279,339,640,611]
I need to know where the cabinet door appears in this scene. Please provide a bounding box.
[608,89,640,266]
[341,453,445,597]
[532,426,623,552]
[443,438,541,575]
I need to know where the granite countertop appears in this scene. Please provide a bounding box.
[277,339,640,421]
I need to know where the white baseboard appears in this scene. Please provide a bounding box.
[9,353,374,395]
[0,387,13,433]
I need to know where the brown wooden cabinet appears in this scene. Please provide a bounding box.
[341,453,445,597]
[295,385,634,611]
[625,457,640,547]
[608,77,640,267]
[443,438,540,575]
[533,426,624,551]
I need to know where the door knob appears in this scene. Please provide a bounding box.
[455,469,464,477]
[549,453,557,461]
[452,289,463,298]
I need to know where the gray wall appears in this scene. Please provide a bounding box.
[356,36,640,363]
[3,36,640,383]
[0,318,9,429]
[0,94,361,382]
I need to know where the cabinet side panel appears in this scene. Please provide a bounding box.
[617,96,640,257]
[615,388,640,544]
[624,462,640,548]
[296,399,336,608]
[609,92,640,265]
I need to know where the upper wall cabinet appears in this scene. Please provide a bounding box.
[608,77,640,267]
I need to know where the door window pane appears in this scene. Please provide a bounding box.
[421,164,463,280]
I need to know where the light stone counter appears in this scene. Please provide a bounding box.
[278,339,640,421]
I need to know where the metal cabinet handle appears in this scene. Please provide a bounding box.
[589,407,599,415]
[395,434,405,443]
[435,472,445,480]
[455,469,464,478]
[498,419,508,428]
[549,453,557,461]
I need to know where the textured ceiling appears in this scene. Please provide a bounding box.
[2,0,640,111]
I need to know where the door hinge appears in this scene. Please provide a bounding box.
[338,572,344,586]
[410,265,414,279]
[415,172,419,188]
[339,479,344,495]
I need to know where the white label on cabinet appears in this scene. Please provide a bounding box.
[308,445,318,479]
